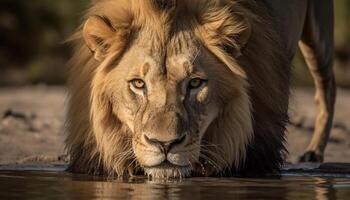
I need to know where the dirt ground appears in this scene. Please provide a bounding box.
[0,86,349,165]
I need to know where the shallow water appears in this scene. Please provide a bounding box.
[0,169,350,200]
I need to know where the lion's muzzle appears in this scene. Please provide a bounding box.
[144,134,186,156]
[133,109,200,178]
[134,132,197,178]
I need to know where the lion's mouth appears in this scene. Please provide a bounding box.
[143,161,192,179]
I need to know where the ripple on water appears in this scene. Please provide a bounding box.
[0,168,350,200]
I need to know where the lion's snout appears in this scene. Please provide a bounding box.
[144,134,186,155]
[134,131,198,178]
[133,109,197,168]
[135,131,192,167]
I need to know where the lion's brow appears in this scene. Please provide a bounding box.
[141,63,151,76]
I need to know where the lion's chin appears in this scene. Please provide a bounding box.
[143,163,192,179]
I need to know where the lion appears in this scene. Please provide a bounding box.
[65,0,336,178]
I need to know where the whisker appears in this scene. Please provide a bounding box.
[198,142,230,167]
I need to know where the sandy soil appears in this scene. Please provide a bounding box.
[0,86,349,165]
[287,88,350,163]
[0,86,66,165]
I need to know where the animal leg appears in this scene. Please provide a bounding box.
[298,0,336,163]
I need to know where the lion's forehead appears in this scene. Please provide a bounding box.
[125,44,201,83]
[128,27,199,70]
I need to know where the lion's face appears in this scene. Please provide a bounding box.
[77,1,253,179]
[101,40,226,178]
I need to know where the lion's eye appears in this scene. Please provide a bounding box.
[189,78,205,89]
[130,79,146,89]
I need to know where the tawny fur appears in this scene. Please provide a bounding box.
[66,0,290,177]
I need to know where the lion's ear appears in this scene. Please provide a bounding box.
[222,13,251,58]
[198,11,251,77]
[83,16,116,61]
[201,11,251,58]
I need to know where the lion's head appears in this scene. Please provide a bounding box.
[66,0,289,179]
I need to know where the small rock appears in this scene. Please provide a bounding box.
[3,109,27,120]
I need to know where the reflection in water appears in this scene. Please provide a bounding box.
[314,178,337,200]
[0,171,349,200]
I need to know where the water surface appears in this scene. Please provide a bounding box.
[0,169,350,200]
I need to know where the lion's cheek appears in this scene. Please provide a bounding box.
[113,105,136,132]
[197,105,219,140]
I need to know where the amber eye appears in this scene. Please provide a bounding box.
[189,78,205,89]
[130,79,146,89]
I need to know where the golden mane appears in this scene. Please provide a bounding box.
[66,0,290,176]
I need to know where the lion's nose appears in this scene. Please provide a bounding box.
[144,134,186,155]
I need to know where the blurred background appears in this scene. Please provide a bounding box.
[0,0,349,87]
[0,0,86,85]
